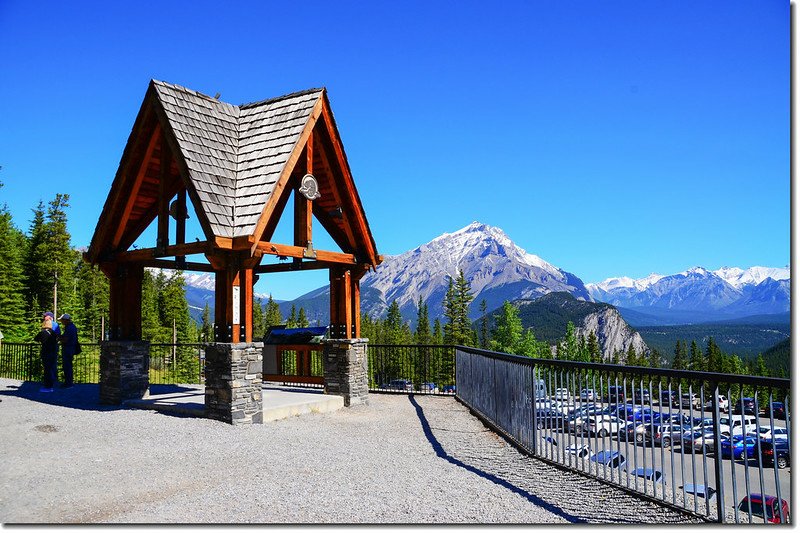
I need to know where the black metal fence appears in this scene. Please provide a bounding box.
[367,344,456,394]
[0,342,207,385]
[455,345,791,524]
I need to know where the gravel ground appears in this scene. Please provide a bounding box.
[0,378,700,524]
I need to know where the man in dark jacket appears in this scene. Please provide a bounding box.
[58,313,78,388]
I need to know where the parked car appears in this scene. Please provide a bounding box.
[605,386,626,403]
[579,389,597,402]
[385,379,413,391]
[632,388,651,404]
[691,417,715,431]
[442,385,456,394]
[769,401,787,420]
[719,414,758,437]
[760,439,790,469]
[654,423,693,447]
[589,450,626,470]
[682,429,720,454]
[747,426,788,442]
[660,390,680,408]
[720,435,759,460]
[624,422,655,445]
[629,467,666,486]
[418,382,438,393]
[566,406,611,433]
[733,397,757,415]
[534,408,566,429]
[681,393,702,410]
[584,414,627,438]
[737,494,790,523]
[553,388,572,402]
[705,395,729,412]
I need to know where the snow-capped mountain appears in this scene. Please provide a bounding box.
[587,265,790,323]
[284,222,592,323]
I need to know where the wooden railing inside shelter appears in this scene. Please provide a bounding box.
[262,344,324,385]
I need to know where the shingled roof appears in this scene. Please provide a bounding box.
[153,80,324,238]
[87,79,379,266]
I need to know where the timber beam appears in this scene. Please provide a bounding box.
[255,241,357,264]
[115,241,211,262]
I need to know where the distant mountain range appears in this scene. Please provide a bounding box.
[177,223,789,338]
[586,266,790,325]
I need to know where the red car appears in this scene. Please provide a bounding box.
[738,494,790,524]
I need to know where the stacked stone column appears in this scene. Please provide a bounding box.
[205,342,264,424]
[99,341,150,404]
[322,338,369,407]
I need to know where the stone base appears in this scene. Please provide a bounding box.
[322,338,369,407]
[99,341,150,405]
[205,342,263,425]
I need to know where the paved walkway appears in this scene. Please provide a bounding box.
[0,379,699,524]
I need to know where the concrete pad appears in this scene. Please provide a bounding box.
[123,383,344,421]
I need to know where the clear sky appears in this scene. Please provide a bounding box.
[0,1,790,300]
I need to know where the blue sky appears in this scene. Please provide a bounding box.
[0,1,790,300]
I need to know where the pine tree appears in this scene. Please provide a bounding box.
[649,347,661,368]
[44,194,79,318]
[705,337,722,373]
[432,318,443,345]
[755,353,768,377]
[264,295,283,327]
[626,343,637,365]
[159,271,191,343]
[287,305,298,328]
[141,270,161,341]
[415,296,431,345]
[479,299,489,349]
[563,321,578,360]
[586,331,601,363]
[74,261,109,342]
[297,307,309,328]
[200,303,213,342]
[443,270,474,346]
[671,340,687,370]
[384,300,405,345]
[689,340,704,372]
[23,201,48,323]
[252,296,265,338]
[0,197,29,340]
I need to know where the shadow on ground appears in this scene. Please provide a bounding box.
[0,381,201,417]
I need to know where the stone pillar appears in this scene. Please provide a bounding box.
[99,341,150,405]
[322,338,368,407]
[205,342,263,424]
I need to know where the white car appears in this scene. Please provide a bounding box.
[566,444,592,459]
[719,415,758,437]
[580,389,597,401]
[583,414,627,437]
[747,426,788,441]
[705,395,729,412]
[553,388,572,402]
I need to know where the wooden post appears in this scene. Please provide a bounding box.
[157,137,170,252]
[240,267,253,343]
[351,277,361,338]
[104,263,143,340]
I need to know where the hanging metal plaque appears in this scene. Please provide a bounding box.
[232,286,240,324]
[299,174,321,200]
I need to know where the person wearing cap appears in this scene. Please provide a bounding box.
[58,313,78,388]
[43,311,61,336]
[34,315,59,392]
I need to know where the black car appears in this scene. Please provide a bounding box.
[633,389,651,404]
[660,390,680,408]
[606,386,626,403]
[760,439,790,469]
[733,397,757,415]
[769,402,787,420]
[534,408,566,429]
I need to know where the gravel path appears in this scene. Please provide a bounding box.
[0,378,699,524]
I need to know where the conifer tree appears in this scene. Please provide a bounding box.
[491,301,523,354]
[479,299,489,349]
[200,303,213,342]
[159,271,192,343]
[626,343,637,365]
[443,270,474,346]
[0,196,29,340]
[705,337,722,373]
[649,347,661,368]
[264,295,283,327]
[689,340,704,372]
[287,305,298,328]
[415,296,431,345]
[563,321,578,360]
[297,307,309,328]
[671,340,687,370]
[141,270,161,341]
[586,331,601,363]
[74,261,109,342]
[23,201,48,322]
[432,318,443,345]
[252,296,265,338]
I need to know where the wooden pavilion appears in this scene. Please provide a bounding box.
[85,80,381,419]
[86,80,380,343]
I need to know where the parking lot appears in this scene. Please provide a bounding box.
[531,394,790,521]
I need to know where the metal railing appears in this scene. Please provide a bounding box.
[367,344,456,394]
[0,342,207,385]
[454,345,791,524]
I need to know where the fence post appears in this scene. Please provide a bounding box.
[531,363,537,456]
[710,381,725,523]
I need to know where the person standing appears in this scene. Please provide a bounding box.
[58,313,78,388]
[34,315,59,392]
